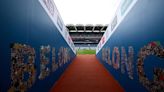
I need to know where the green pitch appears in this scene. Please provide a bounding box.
[76,49,96,54]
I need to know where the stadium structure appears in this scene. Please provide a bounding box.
[66,24,107,50]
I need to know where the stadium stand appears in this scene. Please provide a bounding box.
[66,24,107,50]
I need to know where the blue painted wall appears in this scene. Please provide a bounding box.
[96,0,164,92]
[0,0,76,92]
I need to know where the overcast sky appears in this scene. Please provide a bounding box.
[54,0,120,25]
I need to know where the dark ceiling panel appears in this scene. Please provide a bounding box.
[66,25,76,30]
[85,25,93,30]
[76,24,84,30]
[102,26,107,30]
[94,25,103,30]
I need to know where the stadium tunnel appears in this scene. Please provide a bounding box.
[0,0,164,92]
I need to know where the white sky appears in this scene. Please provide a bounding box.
[54,0,120,25]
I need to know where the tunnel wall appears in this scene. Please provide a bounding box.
[96,0,164,92]
[0,0,76,92]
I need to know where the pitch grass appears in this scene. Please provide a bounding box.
[76,49,96,54]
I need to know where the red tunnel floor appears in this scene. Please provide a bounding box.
[50,54,124,92]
